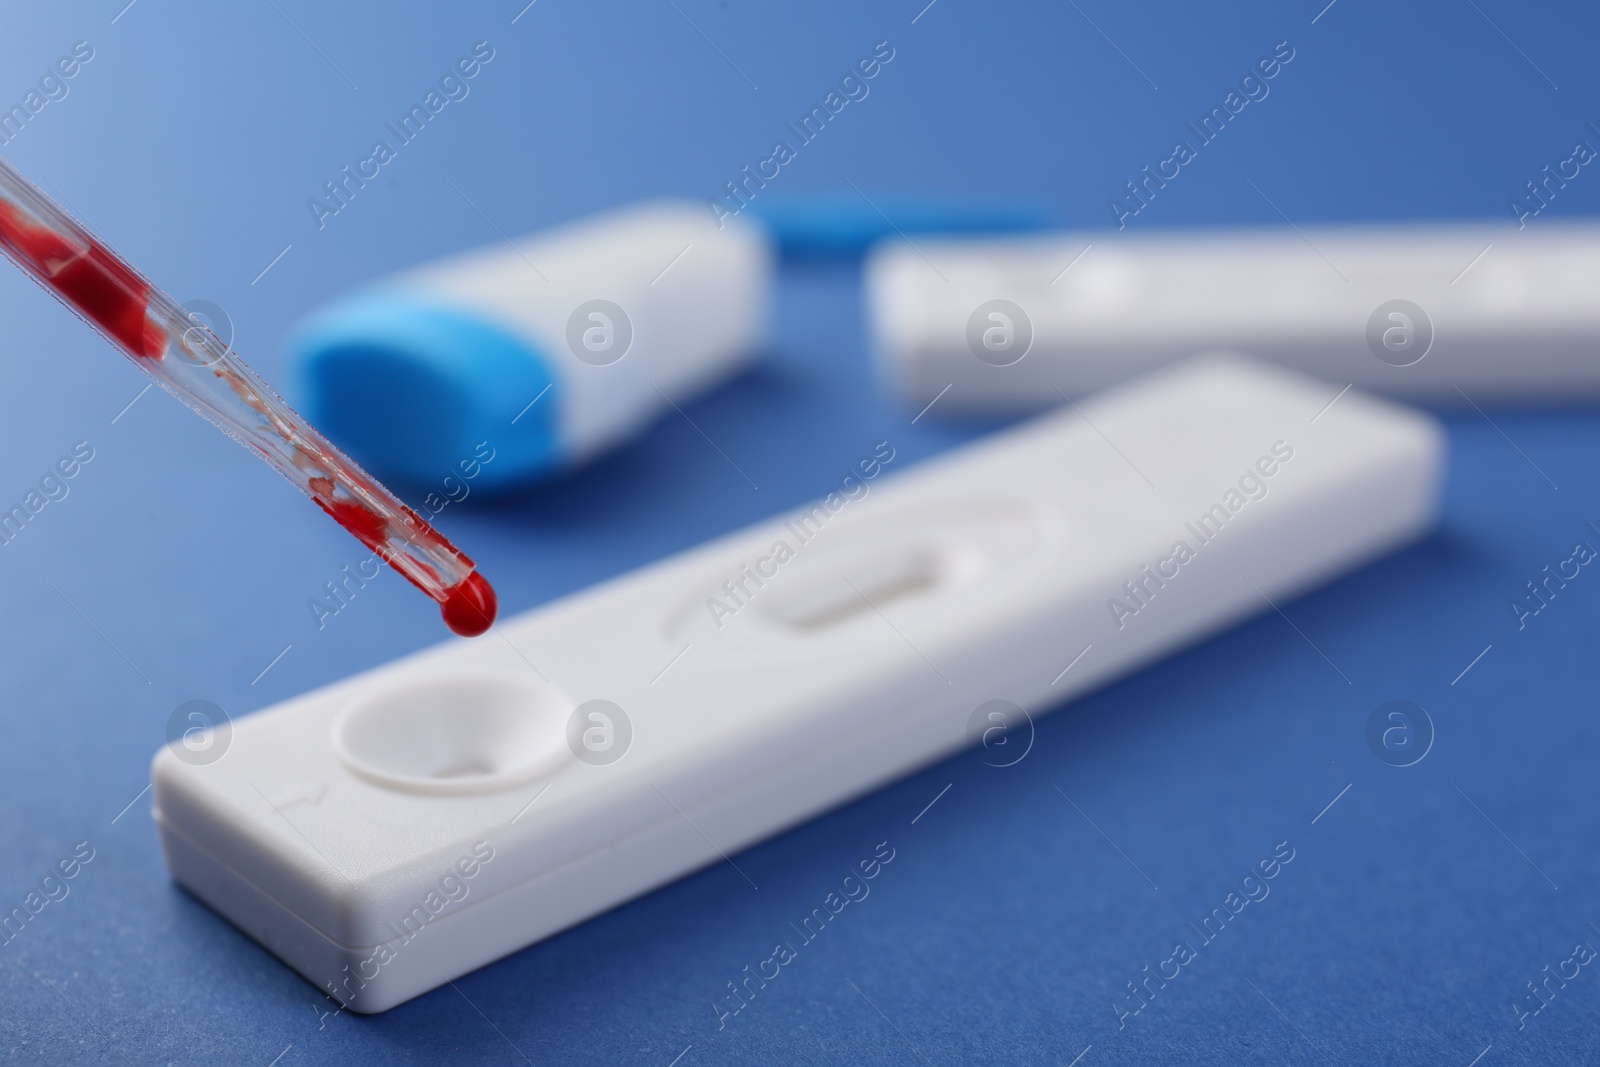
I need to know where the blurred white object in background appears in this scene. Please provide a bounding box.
[867,221,1600,413]
[292,202,771,490]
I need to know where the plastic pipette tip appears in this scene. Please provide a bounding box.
[0,156,499,640]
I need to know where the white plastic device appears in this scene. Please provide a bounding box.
[866,221,1600,414]
[292,201,771,489]
[152,355,1444,1012]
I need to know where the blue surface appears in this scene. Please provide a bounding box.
[0,2,1598,1064]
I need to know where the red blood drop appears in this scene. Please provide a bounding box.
[440,571,498,637]
[0,201,164,359]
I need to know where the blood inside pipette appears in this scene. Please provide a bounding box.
[0,201,164,358]
[0,199,497,637]
[314,491,392,553]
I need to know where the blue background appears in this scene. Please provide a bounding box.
[1,1,1598,1063]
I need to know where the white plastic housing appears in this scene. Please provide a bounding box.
[152,356,1444,1012]
[867,221,1600,413]
[399,201,770,461]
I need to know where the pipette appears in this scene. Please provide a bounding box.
[0,155,497,637]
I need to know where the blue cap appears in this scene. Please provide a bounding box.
[289,291,560,494]
[748,195,1053,257]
